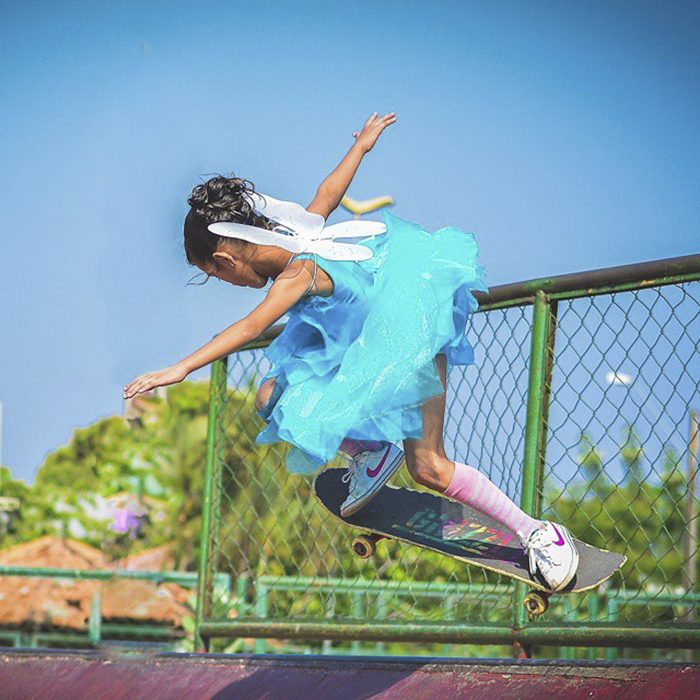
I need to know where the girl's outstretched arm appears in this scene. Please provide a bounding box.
[307,111,396,219]
[123,262,312,399]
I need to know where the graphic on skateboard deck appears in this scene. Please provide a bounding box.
[314,468,626,617]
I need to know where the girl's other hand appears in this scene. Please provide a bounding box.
[123,363,189,400]
[352,111,397,153]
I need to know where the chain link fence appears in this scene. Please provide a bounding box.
[196,254,700,657]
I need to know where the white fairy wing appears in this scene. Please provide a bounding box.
[208,222,306,252]
[250,192,325,237]
[304,240,374,261]
[315,220,387,240]
[209,191,384,261]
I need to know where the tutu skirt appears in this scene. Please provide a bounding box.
[255,209,488,474]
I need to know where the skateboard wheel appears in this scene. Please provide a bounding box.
[352,535,376,559]
[524,591,549,618]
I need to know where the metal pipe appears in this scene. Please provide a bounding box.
[683,410,698,624]
[513,290,554,629]
[0,566,228,587]
[198,620,700,648]
[477,252,700,308]
[256,576,511,597]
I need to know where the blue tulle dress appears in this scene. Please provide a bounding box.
[255,209,488,475]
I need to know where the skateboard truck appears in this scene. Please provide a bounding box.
[352,533,386,559]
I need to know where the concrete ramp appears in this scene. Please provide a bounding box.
[0,649,696,699]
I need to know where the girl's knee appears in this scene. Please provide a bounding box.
[255,377,283,421]
[405,450,451,491]
[255,378,276,412]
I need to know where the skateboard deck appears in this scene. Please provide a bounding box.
[314,468,626,610]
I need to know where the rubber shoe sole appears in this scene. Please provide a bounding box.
[340,448,405,518]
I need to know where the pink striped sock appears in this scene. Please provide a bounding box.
[443,461,541,540]
[339,438,387,458]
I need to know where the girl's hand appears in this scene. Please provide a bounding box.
[352,111,397,153]
[123,363,189,400]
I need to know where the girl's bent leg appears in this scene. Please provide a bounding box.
[403,353,541,540]
[255,378,284,422]
[255,377,278,413]
[402,354,454,490]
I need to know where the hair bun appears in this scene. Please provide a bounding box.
[187,183,210,210]
[187,176,253,213]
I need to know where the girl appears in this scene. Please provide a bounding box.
[124,112,580,591]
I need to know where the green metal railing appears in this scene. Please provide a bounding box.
[195,253,700,655]
[0,566,229,587]
[230,575,700,658]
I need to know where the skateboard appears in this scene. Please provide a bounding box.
[313,468,627,618]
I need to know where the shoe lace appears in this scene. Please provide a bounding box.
[340,453,358,484]
[354,450,371,469]
[340,449,374,485]
[522,528,556,572]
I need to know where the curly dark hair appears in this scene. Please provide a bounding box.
[183,174,276,267]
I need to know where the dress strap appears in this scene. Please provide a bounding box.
[285,252,318,298]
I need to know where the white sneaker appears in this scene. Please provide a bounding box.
[519,521,580,591]
[339,442,405,517]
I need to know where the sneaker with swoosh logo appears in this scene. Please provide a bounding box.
[519,521,580,591]
[339,442,405,517]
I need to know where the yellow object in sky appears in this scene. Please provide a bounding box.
[341,195,394,218]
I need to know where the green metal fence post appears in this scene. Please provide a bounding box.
[254,580,269,654]
[88,590,102,645]
[605,596,620,661]
[195,356,229,652]
[587,591,600,660]
[443,594,455,656]
[562,597,575,659]
[512,291,558,635]
[236,574,249,617]
[351,592,363,654]
[375,592,388,655]
[535,297,558,516]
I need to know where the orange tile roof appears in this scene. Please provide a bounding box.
[0,537,193,631]
[0,535,109,570]
[113,544,175,571]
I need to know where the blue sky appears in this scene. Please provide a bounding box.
[1,1,698,482]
